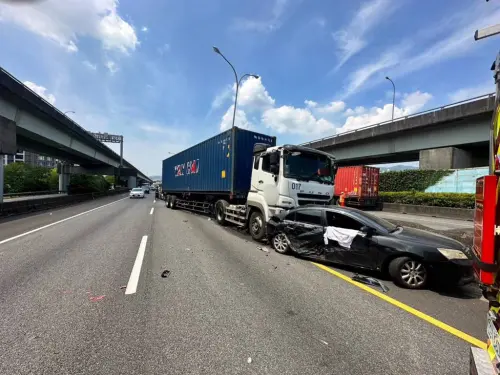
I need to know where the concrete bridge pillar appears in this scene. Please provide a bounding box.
[419,147,474,170]
[127,176,137,189]
[57,163,71,193]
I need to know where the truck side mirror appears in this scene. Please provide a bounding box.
[269,152,280,166]
[360,226,375,235]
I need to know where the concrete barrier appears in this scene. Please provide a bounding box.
[382,202,474,221]
[0,188,129,217]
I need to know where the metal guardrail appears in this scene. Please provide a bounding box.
[300,93,496,147]
[4,190,63,199]
[0,188,130,217]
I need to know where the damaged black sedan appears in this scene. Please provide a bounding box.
[267,205,473,289]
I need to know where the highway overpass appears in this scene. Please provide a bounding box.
[0,67,151,190]
[301,94,494,169]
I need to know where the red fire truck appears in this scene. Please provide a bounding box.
[469,13,500,374]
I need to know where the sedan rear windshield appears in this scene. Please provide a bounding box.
[132,188,142,192]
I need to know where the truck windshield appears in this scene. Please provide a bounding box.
[284,151,335,185]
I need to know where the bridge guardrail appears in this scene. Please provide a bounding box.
[0,188,130,217]
[4,190,64,199]
[300,93,496,147]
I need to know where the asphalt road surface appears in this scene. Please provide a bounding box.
[0,195,486,374]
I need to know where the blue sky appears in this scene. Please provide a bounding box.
[0,0,498,175]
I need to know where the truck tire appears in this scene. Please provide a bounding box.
[388,256,428,289]
[170,196,177,209]
[215,200,229,225]
[165,195,171,208]
[249,211,266,241]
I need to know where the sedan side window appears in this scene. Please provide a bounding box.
[295,209,323,225]
[326,211,362,231]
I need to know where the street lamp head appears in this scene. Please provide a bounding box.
[212,46,221,54]
[385,76,390,80]
[250,74,260,79]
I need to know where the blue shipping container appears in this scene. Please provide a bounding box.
[162,127,276,194]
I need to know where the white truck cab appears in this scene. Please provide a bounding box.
[223,143,336,241]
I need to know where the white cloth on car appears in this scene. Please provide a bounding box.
[323,226,361,249]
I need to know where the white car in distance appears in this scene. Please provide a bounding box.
[130,187,145,199]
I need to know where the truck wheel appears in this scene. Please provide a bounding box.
[249,211,266,241]
[215,200,228,225]
[166,195,172,208]
[388,257,428,289]
[170,196,177,209]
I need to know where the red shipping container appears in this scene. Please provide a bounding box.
[334,166,380,198]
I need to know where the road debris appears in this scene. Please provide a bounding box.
[257,246,269,253]
[161,270,171,278]
[272,265,278,270]
[89,295,105,302]
[319,339,328,346]
[247,357,252,364]
[183,219,189,223]
[120,285,127,290]
[186,248,191,251]
[207,218,211,221]
[351,274,389,293]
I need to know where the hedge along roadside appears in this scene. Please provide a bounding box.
[379,191,475,209]
[379,170,453,192]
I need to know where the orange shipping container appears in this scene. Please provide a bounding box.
[334,166,380,198]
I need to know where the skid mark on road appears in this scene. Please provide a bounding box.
[312,262,487,350]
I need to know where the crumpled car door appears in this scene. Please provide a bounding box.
[284,222,325,257]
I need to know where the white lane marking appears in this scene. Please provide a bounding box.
[154,200,156,203]
[125,235,148,295]
[150,207,154,215]
[0,196,129,246]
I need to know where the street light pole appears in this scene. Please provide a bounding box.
[64,110,75,115]
[213,47,239,129]
[385,76,395,121]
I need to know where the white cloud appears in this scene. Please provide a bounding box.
[232,0,290,32]
[401,91,432,114]
[342,51,402,98]
[211,85,233,110]
[140,124,171,133]
[238,77,275,111]
[316,101,346,114]
[343,106,366,116]
[448,82,495,102]
[332,0,398,71]
[141,26,148,32]
[0,0,138,53]
[220,106,253,131]
[157,43,170,55]
[262,106,335,135]
[105,60,118,74]
[23,81,56,105]
[83,60,97,70]
[304,100,318,108]
[337,90,432,133]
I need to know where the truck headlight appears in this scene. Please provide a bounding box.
[437,248,469,260]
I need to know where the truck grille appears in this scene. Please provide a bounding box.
[298,200,331,206]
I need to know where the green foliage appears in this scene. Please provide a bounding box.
[4,163,53,193]
[104,175,115,185]
[380,191,475,209]
[379,170,454,192]
[48,168,59,190]
[68,174,110,194]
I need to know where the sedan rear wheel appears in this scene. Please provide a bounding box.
[389,257,428,289]
[272,233,290,254]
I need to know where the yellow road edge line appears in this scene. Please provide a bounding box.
[311,262,487,350]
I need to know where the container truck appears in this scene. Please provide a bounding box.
[332,166,381,209]
[162,127,337,241]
